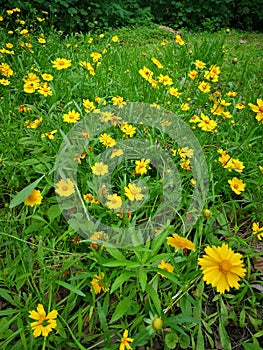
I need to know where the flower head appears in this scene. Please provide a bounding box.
[157,260,174,278]
[52,57,71,70]
[91,162,109,176]
[106,194,122,210]
[99,133,116,148]
[29,304,58,337]
[135,158,151,175]
[124,183,144,201]
[24,189,43,207]
[63,109,80,123]
[228,177,246,195]
[91,272,109,294]
[166,233,195,251]
[248,99,263,123]
[119,329,134,350]
[252,222,263,240]
[55,178,75,197]
[198,243,246,294]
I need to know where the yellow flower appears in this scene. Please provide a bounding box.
[41,73,53,81]
[110,148,124,158]
[139,66,154,81]
[106,194,122,210]
[0,79,10,85]
[41,130,57,140]
[83,99,96,112]
[124,183,144,201]
[188,69,198,80]
[51,57,71,70]
[198,81,211,93]
[29,304,58,337]
[91,162,109,176]
[236,102,245,110]
[228,177,246,195]
[227,158,245,173]
[166,233,195,251]
[259,165,263,174]
[24,117,43,129]
[90,52,102,62]
[175,34,185,46]
[63,109,80,123]
[157,260,174,278]
[119,329,134,350]
[91,272,109,294]
[194,60,206,69]
[120,123,136,137]
[99,133,116,148]
[151,57,163,68]
[135,158,151,175]
[38,83,52,97]
[112,95,126,107]
[38,38,46,44]
[55,178,75,197]
[24,189,43,207]
[252,222,263,240]
[157,74,173,86]
[248,99,263,123]
[180,103,190,111]
[198,243,246,294]
[197,113,217,131]
[112,35,119,42]
[169,87,181,97]
[79,61,95,76]
[226,91,237,97]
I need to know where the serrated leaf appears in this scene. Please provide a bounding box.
[55,281,86,297]
[9,175,45,208]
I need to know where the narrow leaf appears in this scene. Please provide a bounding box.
[55,281,86,297]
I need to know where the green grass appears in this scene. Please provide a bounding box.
[0,8,263,350]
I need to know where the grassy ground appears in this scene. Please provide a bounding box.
[0,9,263,350]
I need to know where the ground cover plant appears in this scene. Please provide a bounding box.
[0,7,263,350]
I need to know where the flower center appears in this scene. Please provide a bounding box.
[259,106,263,112]
[219,259,232,272]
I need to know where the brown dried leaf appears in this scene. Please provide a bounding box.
[253,257,263,274]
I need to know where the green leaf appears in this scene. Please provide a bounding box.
[219,318,232,350]
[138,268,147,292]
[110,272,134,293]
[106,247,126,261]
[242,343,263,350]
[179,333,191,349]
[55,281,86,297]
[9,175,45,208]
[109,296,133,323]
[47,204,61,222]
[0,289,17,307]
[196,325,205,350]
[145,284,161,315]
[103,260,141,268]
[165,331,179,349]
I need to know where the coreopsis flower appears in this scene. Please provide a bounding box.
[139,66,154,81]
[157,74,173,86]
[110,148,124,159]
[23,72,40,84]
[252,222,263,240]
[157,260,174,278]
[24,81,39,93]
[259,165,263,174]
[178,147,194,159]
[79,61,95,76]
[38,38,46,44]
[119,329,134,350]
[83,99,96,112]
[41,73,53,81]
[120,123,136,137]
[198,243,246,294]
[189,114,200,123]
[135,158,151,175]
[166,233,195,251]
[38,83,52,97]
[175,34,185,46]
[124,183,144,201]
[20,29,29,35]
[204,65,220,82]
[63,109,80,123]
[228,177,246,195]
[0,79,10,85]
[51,57,71,70]
[198,81,211,93]
[99,133,116,148]
[29,304,58,337]
[226,91,237,97]
[180,159,191,171]
[197,113,217,131]
[151,57,163,68]
[0,63,13,77]
[90,52,102,62]
[112,95,126,107]
[24,189,43,207]
[41,130,57,140]
[91,272,109,294]
[55,178,75,197]
[188,69,198,80]
[227,158,245,173]
[91,162,109,176]
[248,99,263,123]
[169,87,181,97]
[194,60,206,69]
[236,102,245,110]
[106,194,122,210]
[37,17,45,22]
[180,103,190,111]
[24,117,43,129]
[112,35,119,42]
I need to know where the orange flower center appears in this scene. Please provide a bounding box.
[62,185,68,191]
[259,106,263,112]
[219,260,232,272]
